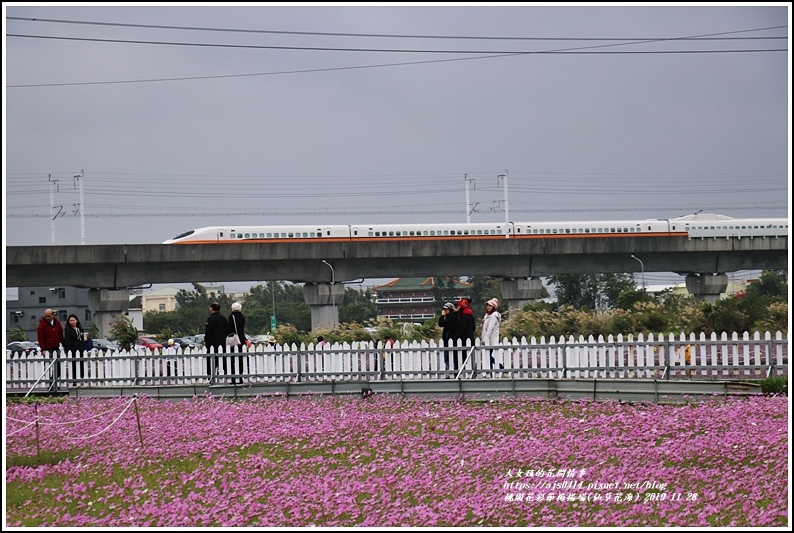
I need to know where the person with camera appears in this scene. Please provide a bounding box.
[438,302,458,375]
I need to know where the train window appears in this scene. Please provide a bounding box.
[389,232,394,236]
[244,233,250,238]
[463,230,470,235]
[565,229,570,234]
[423,231,429,235]
[552,229,558,234]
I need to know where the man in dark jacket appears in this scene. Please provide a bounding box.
[438,302,458,373]
[37,309,65,390]
[204,302,228,377]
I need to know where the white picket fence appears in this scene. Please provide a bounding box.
[5,331,788,393]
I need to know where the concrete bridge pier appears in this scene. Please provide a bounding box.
[500,278,545,311]
[304,283,346,330]
[87,289,131,338]
[685,273,729,304]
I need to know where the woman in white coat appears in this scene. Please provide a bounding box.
[481,298,502,372]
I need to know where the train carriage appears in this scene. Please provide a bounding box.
[163,215,789,244]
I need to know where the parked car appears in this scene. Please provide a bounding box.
[136,337,164,351]
[6,341,40,356]
[91,338,120,353]
[173,337,202,350]
[185,334,205,346]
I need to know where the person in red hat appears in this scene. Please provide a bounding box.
[453,298,476,372]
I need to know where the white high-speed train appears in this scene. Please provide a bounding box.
[163,213,788,244]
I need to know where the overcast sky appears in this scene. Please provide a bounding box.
[3,3,790,289]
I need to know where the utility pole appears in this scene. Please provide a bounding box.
[498,169,509,238]
[48,174,59,245]
[464,174,476,223]
[74,169,85,244]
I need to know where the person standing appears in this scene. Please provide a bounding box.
[164,338,177,379]
[438,302,457,375]
[63,314,87,384]
[37,309,65,391]
[227,302,247,384]
[453,298,476,373]
[204,302,228,378]
[481,298,503,374]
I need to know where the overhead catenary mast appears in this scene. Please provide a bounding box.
[49,174,59,245]
[74,169,85,245]
[465,174,477,223]
[498,169,509,238]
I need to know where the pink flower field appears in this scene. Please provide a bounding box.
[5,394,790,527]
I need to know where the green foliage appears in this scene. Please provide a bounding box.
[109,316,139,351]
[6,324,27,342]
[84,322,100,339]
[338,287,378,325]
[756,302,788,333]
[466,276,504,317]
[5,396,68,405]
[615,289,654,310]
[502,285,789,340]
[431,277,465,313]
[137,273,788,343]
[549,273,636,310]
[746,270,787,298]
[272,324,303,346]
[364,316,402,342]
[758,376,788,395]
[522,301,557,313]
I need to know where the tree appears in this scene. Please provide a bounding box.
[548,273,635,310]
[746,270,787,299]
[339,286,378,325]
[109,316,139,351]
[6,324,27,342]
[465,275,503,317]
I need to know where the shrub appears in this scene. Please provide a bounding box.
[759,376,788,395]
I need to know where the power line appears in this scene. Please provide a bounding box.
[6,25,787,88]
[7,32,786,54]
[7,16,786,42]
